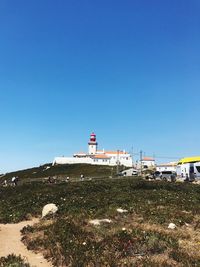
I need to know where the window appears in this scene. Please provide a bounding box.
[190,166,194,173]
[196,166,200,173]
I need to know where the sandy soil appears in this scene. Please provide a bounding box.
[0,218,52,267]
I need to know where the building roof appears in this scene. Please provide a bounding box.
[178,156,200,164]
[74,152,87,155]
[142,157,155,161]
[92,154,111,159]
[157,162,177,167]
[105,151,127,155]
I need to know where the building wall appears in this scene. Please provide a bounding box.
[88,143,97,154]
[105,153,133,167]
[53,157,93,165]
[141,160,155,168]
[92,158,111,165]
[53,154,132,167]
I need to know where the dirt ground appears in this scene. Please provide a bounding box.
[0,218,52,267]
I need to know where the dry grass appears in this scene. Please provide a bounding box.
[1,178,200,266]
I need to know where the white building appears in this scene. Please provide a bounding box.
[53,132,133,167]
[140,157,155,169]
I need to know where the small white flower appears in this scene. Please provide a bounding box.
[117,208,128,213]
[168,223,176,230]
[122,227,126,231]
[82,242,86,245]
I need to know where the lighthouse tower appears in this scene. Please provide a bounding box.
[88,132,98,155]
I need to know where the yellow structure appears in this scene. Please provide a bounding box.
[178,156,200,164]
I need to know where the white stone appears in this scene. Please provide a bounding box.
[42,203,58,218]
[116,208,128,213]
[101,219,112,223]
[89,219,112,226]
[168,223,176,229]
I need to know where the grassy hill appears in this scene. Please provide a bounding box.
[0,163,125,184]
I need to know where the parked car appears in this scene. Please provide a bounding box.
[144,171,155,179]
[117,172,125,177]
[160,171,177,182]
[132,170,138,176]
[153,171,161,179]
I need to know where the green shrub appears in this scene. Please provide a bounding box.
[0,254,30,267]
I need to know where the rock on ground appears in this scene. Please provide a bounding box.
[42,203,58,218]
[116,208,128,213]
[168,223,177,229]
[89,219,112,226]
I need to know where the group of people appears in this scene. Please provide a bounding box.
[1,174,86,187]
[80,174,85,181]
[47,176,57,184]
[11,176,19,186]
[2,176,19,187]
[65,174,85,182]
[47,174,85,184]
[65,174,84,182]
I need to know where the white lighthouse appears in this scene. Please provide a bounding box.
[88,132,98,155]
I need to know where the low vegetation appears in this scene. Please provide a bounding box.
[1,177,200,266]
[0,254,30,267]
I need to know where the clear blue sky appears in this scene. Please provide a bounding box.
[0,0,200,172]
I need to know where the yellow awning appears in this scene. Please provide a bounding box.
[178,156,200,164]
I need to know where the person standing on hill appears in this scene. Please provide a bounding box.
[11,176,16,186]
[15,176,19,186]
[2,179,7,187]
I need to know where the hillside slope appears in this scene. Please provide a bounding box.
[0,164,124,183]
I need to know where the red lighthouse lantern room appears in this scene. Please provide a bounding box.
[90,132,96,142]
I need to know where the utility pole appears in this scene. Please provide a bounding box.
[131,146,134,167]
[116,149,119,175]
[140,150,143,175]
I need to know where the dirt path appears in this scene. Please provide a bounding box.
[0,218,52,267]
